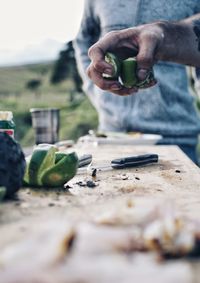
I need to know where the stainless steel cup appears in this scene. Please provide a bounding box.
[30,108,60,144]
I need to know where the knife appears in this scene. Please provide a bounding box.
[78,154,93,168]
[78,153,158,174]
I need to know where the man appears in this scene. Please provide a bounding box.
[74,1,200,163]
[87,15,200,93]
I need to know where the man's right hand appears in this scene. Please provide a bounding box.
[87,23,166,95]
[87,16,200,95]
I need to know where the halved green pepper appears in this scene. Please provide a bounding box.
[120,58,138,88]
[41,152,78,187]
[23,144,79,188]
[104,52,155,88]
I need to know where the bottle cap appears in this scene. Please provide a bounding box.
[0,111,13,120]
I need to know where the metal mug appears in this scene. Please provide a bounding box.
[30,108,60,144]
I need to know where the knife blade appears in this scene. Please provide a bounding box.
[78,154,93,168]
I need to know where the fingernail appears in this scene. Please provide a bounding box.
[111,84,121,90]
[104,68,113,76]
[137,69,149,81]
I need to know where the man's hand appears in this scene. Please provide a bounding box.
[87,23,165,95]
[87,15,200,95]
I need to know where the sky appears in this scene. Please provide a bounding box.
[0,0,84,65]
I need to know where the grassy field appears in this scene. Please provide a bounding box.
[0,62,200,164]
[0,62,98,147]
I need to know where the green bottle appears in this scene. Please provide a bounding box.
[0,111,15,138]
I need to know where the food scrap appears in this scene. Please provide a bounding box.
[104,52,155,88]
[76,179,98,188]
[86,180,96,188]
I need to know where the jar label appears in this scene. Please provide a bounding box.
[0,129,14,138]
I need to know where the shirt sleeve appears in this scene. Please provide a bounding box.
[73,0,100,102]
[194,2,200,13]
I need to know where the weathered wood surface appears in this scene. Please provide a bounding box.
[0,144,200,283]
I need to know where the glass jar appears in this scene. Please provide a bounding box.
[0,111,15,138]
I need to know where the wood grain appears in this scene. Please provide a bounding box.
[0,144,199,283]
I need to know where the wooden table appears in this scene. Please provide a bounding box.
[0,144,200,283]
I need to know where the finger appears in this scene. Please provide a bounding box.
[87,64,138,95]
[136,32,158,81]
[138,79,157,89]
[88,31,123,75]
[87,64,122,91]
[88,45,113,75]
[111,87,138,96]
[88,30,121,60]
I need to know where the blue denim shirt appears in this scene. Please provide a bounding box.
[74,0,200,146]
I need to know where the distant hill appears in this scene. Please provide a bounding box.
[0,61,56,95]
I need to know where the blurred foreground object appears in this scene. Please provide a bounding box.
[0,132,25,199]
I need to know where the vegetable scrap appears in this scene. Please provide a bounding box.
[91,168,97,177]
[104,52,155,88]
[76,179,98,188]
[76,181,87,187]
[113,173,129,180]
[86,180,96,188]
[93,199,200,260]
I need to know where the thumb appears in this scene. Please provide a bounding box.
[136,33,157,81]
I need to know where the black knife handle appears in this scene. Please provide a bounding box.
[111,154,158,169]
